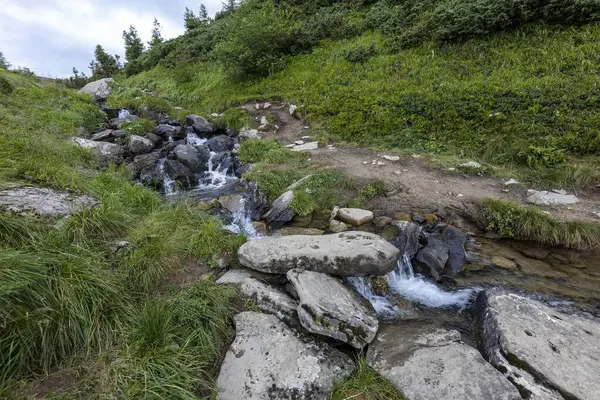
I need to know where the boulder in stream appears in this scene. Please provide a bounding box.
[263,190,295,228]
[128,134,154,155]
[442,226,467,276]
[155,124,185,140]
[238,231,400,276]
[206,135,234,152]
[476,288,600,400]
[186,114,214,136]
[216,312,354,400]
[173,144,209,173]
[127,153,161,178]
[367,324,521,400]
[413,235,448,281]
[287,269,378,348]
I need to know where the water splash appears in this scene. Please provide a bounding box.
[186,131,207,147]
[223,199,262,240]
[201,152,235,188]
[346,277,399,316]
[159,160,177,196]
[118,109,131,119]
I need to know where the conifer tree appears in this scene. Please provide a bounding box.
[149,18,163,47]
[88,45,120,78]
[0,51,10,69]
[122,25,145,62]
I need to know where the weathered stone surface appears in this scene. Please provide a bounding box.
[128,134,154,155]
[291,141,318,151]
[238,231,400,276]
[218,194,244,213]
[244,181,267,221]
[239,127,260,139]
[287,269,378,348]
[91,129,113,141]
[206,135,234,153]
[0,187,98,218]
[186,114,214,136]
[216,267,282,286]
[144,132,162,145]
[525,190,579,206]
[394,221,422,259]
[476,289,600,400]
[373,216,392,228]
[240,278,298,324]
[442,226,467,276]
[273,227,324,236]
[336,208,374,227]
[413,235,448,281]
[329,219,349,233]
[216,312,354,400]
[163,159,195,187]
[71,137,124,164]
[78,78,114,101]
[367,324,521,400]
[173,144,209,173]
[263,190,295,229]
[155,124,185,140]
[127,153,161,178]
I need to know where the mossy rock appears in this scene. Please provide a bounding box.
[380,224,400,241]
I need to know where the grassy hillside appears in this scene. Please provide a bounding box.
[111,0,600,188]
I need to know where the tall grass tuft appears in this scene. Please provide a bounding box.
[331,358,405,400]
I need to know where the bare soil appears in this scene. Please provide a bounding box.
[245,101,600,223]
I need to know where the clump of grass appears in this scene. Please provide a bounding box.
[238,139,302,164]
[0,75,13,95]
[478,198,600,250]
[106,86,172,114]
[331,358,405,400]
[120,118,157,135]
[211,107,251,130]
[0,213,40,248]
[114,281,237,398]
[350,180,387,207]
[290,190,317,216]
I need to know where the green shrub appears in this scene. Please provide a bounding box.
[296,4,363,49]
[342,43,378,63]
[211,107,251,130]
[290,190,317,216]
[0,75,12,94]
[121,118,157,135]
[212,1,299,78]
[520,145,567,169]
[238,139,301,164]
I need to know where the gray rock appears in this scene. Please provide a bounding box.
[91,129,113,141]
[155,124,185,140]
[218,194,244,213]
[287,269,378,348]
[476,288,600,400]
[336,208,374,227]
[329,219,349,233]
[367,324,521,400]
[78,78,114,101]
[186,114,214,136]
[244,181,267,221]
[287,175,313,190]
[173,144,210,173]
[442,226,467,276]
[127,153,161,178]
[216,312,354,400]
[459,161,482,169]
[71,137,123,164]
[413,235,448,281]
[109,114,140,129]
[112,130,127,138]
[240,278,298,325]
[206,135,234,152]
[525,190,580,206]
[263,190,295,228]
[0,187,98,218]
[163,159,195,188]
[291,141,318,151]
[144,132,162,145]
[139,162,165,189]
[216,267,282,286]
[238,231,400,276]
[239,127,260,139]
[128,135,154,155]
[394,221,422,259]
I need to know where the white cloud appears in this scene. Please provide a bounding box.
[0,0,218,76]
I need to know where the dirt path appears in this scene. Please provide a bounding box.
[244,101,600,223]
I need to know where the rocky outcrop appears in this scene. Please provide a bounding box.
[173,144,209,172]
[78,78,114,101]
[476,289,600,400]
[367,324,521,400]
[186,114,214,136]
[0,187,98,218]
[525,189,580,206]
[206,135,234,153]
[413,235,448,281]
[238,232,400,276]
[442,226,467,276]
[240,278,298,325]
[263,190,295,228]
[287,269,378,348]
[128,135,154,155]
[336,208,374,227]
[71,137,124,164]
[216,312,354,400]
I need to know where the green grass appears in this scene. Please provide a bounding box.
[238,139,303,165]
[331,359,405,400]
[120,118,157,135]
[478,198,600,250]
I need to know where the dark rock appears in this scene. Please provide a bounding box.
[112,130,127,138]
[173,144,210,173]
[128,135,154,155]
[155,124,185,140]
[163,140,184,152]
[167,119,181,126]
[139,162,164,189]
[144,132,162,145]
[128,153,161,178]
[101,107,121,119]
[413,235,449,281]
[442,226,468,276]
[186,114,214,136]
[210,152,233,173]
[263,190,295,229]
[206,135,234,153]
[163,159,195,188]
[244,181,267,220]
[91,129,113,142]
[394,221,423,259]
[235,163,253,177]
[225,128,238,137]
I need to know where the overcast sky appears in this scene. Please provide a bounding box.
[0,0,222,77]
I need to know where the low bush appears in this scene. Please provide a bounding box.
[121,118,157,135]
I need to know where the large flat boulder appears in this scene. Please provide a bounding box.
[476,289,600,400]
[238,231,400,276]
[216,312,354,400]
[240,278,298,325]
[78,78,114,101]
[0,187,98,218]
[336,208,373,227]
[367,324,521,400]
[72,137,124,164]
[525,190,579,206]
[287,269,378,348]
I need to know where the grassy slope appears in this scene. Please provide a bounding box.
[0,70,244,398]
[120,24,600,188]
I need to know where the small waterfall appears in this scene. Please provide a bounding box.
[223,199,262,239]
[118,109,131,119]
[186,131,207,147]
[203,152,234,188]
[346,277,399,317]
[159,160,176,196]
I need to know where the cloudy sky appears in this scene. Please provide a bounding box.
[0,0,222,77]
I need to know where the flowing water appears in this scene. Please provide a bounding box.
[158,159,177,196]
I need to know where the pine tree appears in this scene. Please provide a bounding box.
[184,7,202,31]
[122,25,145,62]
[89,45,120,78]
[199,4,209,21]
[222,0,238,12]
[0,51,10,69]
[149,17,164,47]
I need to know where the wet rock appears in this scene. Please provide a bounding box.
[373,216,392,229]
[238,231,400,276]
[413,235,449,281]
[186,114,214,136]
[218,194,244,213]
[128,135,154,155]
[287,269,378,348]
[244,181,267,221]
[525,189,579,206]
[521,247,550,260]
[336,208,374,227]
[0,187,98,218]
[442,226,467,276]
[394,221,422,258]
[155,124,185,140]
[144,132,162,145]
[173,144,209,173]
[91,129,113,142]
[367,324,521,400]
[71,137,123,164]
[78,78,114,101]
[476,289,600,399]
[263,190,295,229]
[216,312,354,400]
[291,141,318,151]
[240,278,298,325]
[206,135,234,153]
[127,153,161,178]
[239,127,260,139]
[329,219,349,233]
[216,267,282,285]
[490,255,518,270]
[163,159,195,188]
[139,162,165,189]
[225,128,238,137]
[235,163,253,177]
[209,152,234,173]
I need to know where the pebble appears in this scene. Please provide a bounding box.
[303,126,310,129]
[457,194,464,198]
[372,160,377,165]
[376,161,386,166]
[363,161,369,165]
[295,140,305,145]
[394,170,401,175]
[263,102,271,109]
[448,168,456,171]
[381,155,400,161]
[504,178,518,186]
[301,136,310,140]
